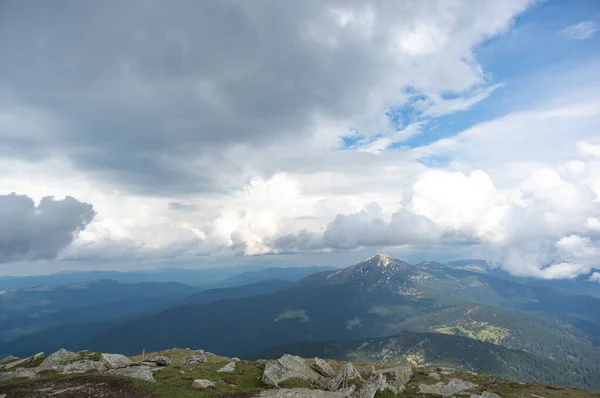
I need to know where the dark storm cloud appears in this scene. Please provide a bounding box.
[0,194,96,263]
[0,0,394,194]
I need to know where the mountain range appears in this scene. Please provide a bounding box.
[2,253,600,391]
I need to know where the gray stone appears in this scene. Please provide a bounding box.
[374,365,413,390]
[262,355,326,388]
[143,355,172,366]
[2,352,44,370]
[0,368,39,381]
[232,357,241,362]
[179,354,207,365]
[0,355,19,365]
[257,388,349,397]
[467,392,502,398]
[218,361,236,373]
[100,353,132,369]
[263,362,292,387]
[419,378,478,397]
[37,349,79,372]
[327,363,362,391]
[192,379,216,389]
[430,372,441,381]
[62,360,106,374]
[107,365,155,382]
[353,373,397,398]
[312,357,336,378]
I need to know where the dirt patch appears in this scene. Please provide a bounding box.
[0,374,155,398]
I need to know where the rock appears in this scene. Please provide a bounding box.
[0,355,19,365]
[257,388,350,397]
[312,357,336,378]
[192,379,216,389]
[353,373,397,398]
[100,353,132,369]
[440,370,453,375]
[217,361,236,373]
[143,355,172,366]
[179,354,207,365]
[0,368,39,381]
[2,352,44,370]
[150,366,167,373]
[374,365,413,390]
[430,372,441,381]
[37,349,79,372]
[233,357,241,362]
[467,392,502,398]
[107,365,155,382]
[262,355,326,387]
[326,363,362,391]
[263,362,292,387]
[419,378,478,397]
[62,360,107,374]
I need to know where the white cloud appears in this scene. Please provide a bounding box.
[590,272,600,282]
[561,21,599,40]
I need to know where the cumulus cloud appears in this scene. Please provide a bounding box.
[590,272,600,282]
[561,21,599,40]
[0,194,95,263]
[0,0,531,194]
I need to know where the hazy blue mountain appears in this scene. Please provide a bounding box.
[215,266,337,288]
[2,278,295,357]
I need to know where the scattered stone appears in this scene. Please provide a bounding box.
[100,353,132,369]
[143,355,172,366]
[0,368,39,381]
[262,354,326,387]
[430,372,441,381]
[440,370,453,375]
[419,378,478,397]
[150,366,167,373]
[37,349,79,372]
[179,354,207,365]
[374,365,413,392]
[2,352,44,370]
[180,370,185,374]
[62,360,106,374]
[327,363,362,391]
[257,388,349,397]
[232,357,241,362]
[192,379,216,389]
[312,357,336,378]
[0,355,19,365]
[107,365,155,382]
[217,361,236,373]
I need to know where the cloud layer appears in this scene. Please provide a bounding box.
[1,1,600,279]
[0,194,95,263]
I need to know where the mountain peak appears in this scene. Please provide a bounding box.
[366,253,397,267]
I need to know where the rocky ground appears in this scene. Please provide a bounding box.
[1,348,599,397]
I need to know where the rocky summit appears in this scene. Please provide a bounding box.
[1,348,599,397]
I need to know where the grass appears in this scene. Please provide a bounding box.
[19,354,46,369]
[131,350,269,397]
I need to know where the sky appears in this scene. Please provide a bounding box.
[1,0,600,278]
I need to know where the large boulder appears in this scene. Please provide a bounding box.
[326,363,362,391]
[2,352,43,370]
[100,353,132,369]
[257,388,351,397]
[192,379,216,389]
[0,368,39,381]
[37,349,78,372]
[179,354,207,365]
[352,373,397,398]
[374,365,413,392]
[107,365,155,382]
[142,355,172,366]
[217,361,236,373]
[62,360,107,374]
[262,355,326,387]
[0,355,19,365]
[312,358,336,378]
[419,378,478,397]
